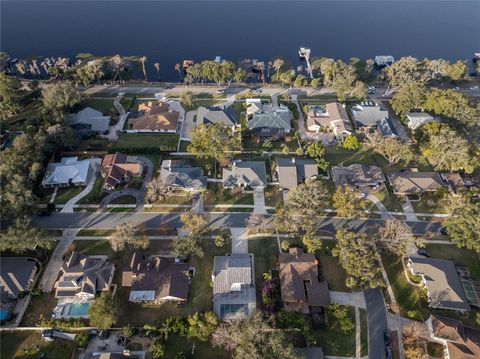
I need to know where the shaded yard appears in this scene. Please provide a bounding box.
[204,183,254,205]
[20,292,57,327]
[116,133,179,150]
[264,186,283,208]
[248,237,279,300]
[77,174,105,204]
[0,331,74,359]
[165,334,230,359]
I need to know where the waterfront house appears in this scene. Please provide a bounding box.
[222,160,267,189]
[388,171,445,195]
[41,157,91,189]
[406,112,436,130]
[276,157,318,190]
[350,101,389,127]
[306,102,352,139]
[247,104,292,139]
[69,107,110,136]
[374,55,395,67]
[279,248,330,314]
[159,159,207,192]
[101,152,143,191]
[127,101,179,133]
[331,164,386,189]
[196,106,238,132]
[212,253,256,320]
[0,257,38,299]
[122,253,191,303]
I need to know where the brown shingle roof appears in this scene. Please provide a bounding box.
[128,101,179,131]
[101,152,142,190]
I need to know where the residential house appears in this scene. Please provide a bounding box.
[127,101,180,133]
[0,257,38,299]
[159,159,207,192]
[69,107,110,136]
[374,55,395,67]
[350,101,389,127]
[247,104,292,139]
[441,173,466,194]
[122,253,191,303]
[388,171,445,195]
[406,112,436,130]
[196,106,238,132]
[306,102,353,139]
[101,152,143,191]
[426,315,480,359]
[279,248,330,314]
[407,257,470,312]
[41,157,91,188]
[331,164,386,189]
[54,251,115,299]
[246,98,263,116]
[223,160,267,189]
[212,253,256,320]
[276,157,318,189]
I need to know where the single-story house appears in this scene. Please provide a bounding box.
[388,171,445,195]
[406,112,436,130]
[54,251,115,299]
[69,107,110,136]
[101,152,143,191]
[307,102,352,139]
[127,101,179,133]
[41,157,91,188]
[331,164,386,189]
[246,98,263,116]
[212,253,256,320]
[407,257,469,312]
[426,315,480,359]
[196,106,238,131]
[159,159,207,192]
[223,160,267,189]
[279,248,330,314]
[0,257,38,298]
[247,104,292,138]
[276,157,318,189]
[122,253,191,303]
[350,101,389,127]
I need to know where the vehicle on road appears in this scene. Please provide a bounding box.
[368,86,377,94]
[470,85,479,90]
[216,89,225,94]
[252,88,262,94]
[417,249,431,257]
[384,331,393,359]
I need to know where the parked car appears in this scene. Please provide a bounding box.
[417,249,431,257]
[252,88,262,94]
[470,86,479,90]
[368,86,377,94]
[216,89,225,94]
[384,331,392,347]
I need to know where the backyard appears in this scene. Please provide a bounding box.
[0,331,75,359]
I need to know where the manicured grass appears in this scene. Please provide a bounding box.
[116,133,179,149]
[242,135,300,151]
[80,98,117,115]
[53,186,85,204]
[0,331,74,359]
[165,334,230,359]
[178,140,190,152]
[20,292,57,327]
[410,192,446,214]
[77,174,105,204]
[360,308,368,357]
[371,187,404,213]
[143,153,163,175]
[203,183,254,206]
[425,244,480,278]
[264,186,283,208]
[313,306,356,357]
[72,240,112,254]
[77,229,114,236]
[155,195,192,205]
[77,137,111,151]
[110,195,137,204]
[318,251,350,292]
[248,237,279,290]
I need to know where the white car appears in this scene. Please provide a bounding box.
[216,89,225,94]
[470,86,479,90]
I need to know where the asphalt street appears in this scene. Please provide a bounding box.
[365,289,389,359]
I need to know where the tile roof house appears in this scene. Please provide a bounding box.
[127,101,180,133]
[212,254,256,320]
[122,253,191,303]
[427,315,480,359]
[0,257,38,298]
[41,157,91,188]
[388,172,445,195]
[406,112,436,130]
[196,106,238,131]
[223,160,267,189]
[279,248,330,313]
[159,160,207,192]
[307,102,353,139]
[331,164,386,189]
[69,107,110,136]
[101,152,143,191]
[276,157,318,189]
[351,101,389,127]
[247,104,292,138]
[407,257,470,312]
[54,251,115,299]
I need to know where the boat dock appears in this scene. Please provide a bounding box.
[298,47,313,79]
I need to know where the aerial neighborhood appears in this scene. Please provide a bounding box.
[1,41,480,359]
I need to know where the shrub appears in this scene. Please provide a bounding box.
[74,332,91,348]
[30,288,43,296]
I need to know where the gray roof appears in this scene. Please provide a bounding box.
[248,105,292,131]
[197,106,237,127]
[70,107,110,133]
[0,257,37,297]
[276,158,318,189]
[42,157,91,187]
[160,160,207,191]
[378,117,398,137]
[409,257,469,311]
[388,172,445,194]
[351,101,389,126]
[331,164,386,188]
[406,112,436,130]
[223,160,267,188]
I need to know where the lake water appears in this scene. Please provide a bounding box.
[2,0,480,81]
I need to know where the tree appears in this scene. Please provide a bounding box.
[305,142,329,171]
[151,340,166,359]
[180,211,208,236]
[366,135,413,166]
[159,317,175,340]
[341,134,361,151]
[145,176,169,203]
[272,58,285,81]
[41,81,81,113]
[333,229,384,288]
[123,324,136,338]
[171,235,204,258]
[108,223,150,252]
[294,75,308,87]
[74,332,91,347]
[140,56,148,81]
[281,240,290,252]
[88,292,121,329]
[245,213,268,234]
[402,322,428,348]
[0,72,23,120]
[180,91,195,109]
[74,59,104,85]
[0,217,54,254]
[446,60,468,81]
[214,234,228,248]
[211,312,299,359]
[385,56,424,87]
[332,186,367,218]
[302,234,322,254]
[154,62,161,81]
[328,304,354,334]
[390,84,427,117]
[188,311,219,342]
[444,198,480,255]
[187,123,240,161]
[234,68,248,83]
[404,346,429,359]
[374,219,415,256]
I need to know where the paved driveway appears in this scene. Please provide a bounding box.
[180,110,196,140]
[366,194,393,220]
[106,93,128,141]
[330,291,366,309]
[365,289,388,359]
[230,227,249,254]
[253,187,267,214]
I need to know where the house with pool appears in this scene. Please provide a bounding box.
[52,251,115,319]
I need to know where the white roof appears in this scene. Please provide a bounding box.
[42,157,90,186]
[71,107,110,133]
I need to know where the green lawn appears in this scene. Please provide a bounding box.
[76,229,114,236]
[204,183,254,206]
[264,186,283,208]
[165,334,230,359]
[0,331,74,359]
[425,244,480,278]
[410,192,446,214]
[77,174,104,204]
[116,133,179,150]
[371,187,404,213]
[77,137,112,152]
[110,195,137,204]
[80,98,117,115]
[53,186,85,204]
[178,140,190,152]
[248,237,279,287]
[20,292,57,327]
[318,251,350,292]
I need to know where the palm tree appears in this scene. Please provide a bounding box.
[159,317,175,340]
[140,56,148,81]
[175,63,183,81]
[273,58,285,81]
[153,62,160,82]
[263,272,272,280]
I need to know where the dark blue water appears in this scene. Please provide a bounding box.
[2,1,480,81]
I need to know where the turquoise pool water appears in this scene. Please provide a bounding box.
[66,303,90,316]
[0,309,9,321]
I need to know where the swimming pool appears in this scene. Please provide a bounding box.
[65,303,90,316]
[0,309,9,321]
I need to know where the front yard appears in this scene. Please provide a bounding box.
[203,183,254,206]
[115,133,179,151]
[264,186,283,208]
[0,331,74,359]
[77,174,104,204]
